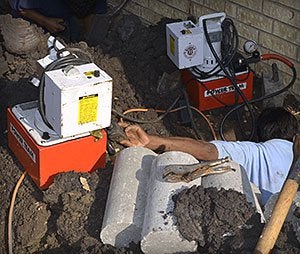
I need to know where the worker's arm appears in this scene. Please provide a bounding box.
[120,125,218,161]
[19,9,65,33]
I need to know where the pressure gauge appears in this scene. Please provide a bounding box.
[243,40,258,54]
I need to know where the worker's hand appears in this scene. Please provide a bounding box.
[119,124,150,147]
[19,9,65,34]
[43,18,65,33]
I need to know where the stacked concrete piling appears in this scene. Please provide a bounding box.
[100,147,264,253]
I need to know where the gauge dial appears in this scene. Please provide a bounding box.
[243,40,258,54]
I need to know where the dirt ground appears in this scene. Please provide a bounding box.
[174,185,300,253]
[0,10,299,254]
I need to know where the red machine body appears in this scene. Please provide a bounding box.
[7,108,107,189]
[181,69,254,111]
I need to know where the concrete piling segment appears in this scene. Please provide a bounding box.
[100,148,264,252]
[202,163,265,221]
[140,151,200,254]
[100,147,156,247]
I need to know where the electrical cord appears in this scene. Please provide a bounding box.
[38,47,91,128]
[182,71,252,140]
[114,104,218,140]
[202,18,256,140]
[223,19,239,65]
[181,87,204,140]
[183,75,246,140]
[8,171,27,254]
[190,38,251,111]
[113,95,181,124]
[186,17,254,140]
[219,55,297,140]
[191,18,239,80]
[189,106,218,140]
[47,37,67,53]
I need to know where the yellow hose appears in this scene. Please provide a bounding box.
[8,171,27,254]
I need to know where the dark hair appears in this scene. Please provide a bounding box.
[257,107,298,142]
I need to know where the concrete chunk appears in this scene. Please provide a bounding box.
[141,153,264,253]
[100,147,156,247]
[202,163,265,221]
[141,151,200,254]
[100,148,264,253]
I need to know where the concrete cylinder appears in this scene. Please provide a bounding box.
[101,148,265,252]
[202,162,265,221]
[100,147,156,247]
[140,154,265,253]
[141,151,200,254]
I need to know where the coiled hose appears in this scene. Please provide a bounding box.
[219,54,297,140]
[38,47,92,129]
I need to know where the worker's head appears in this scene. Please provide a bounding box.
[257,107,298,142]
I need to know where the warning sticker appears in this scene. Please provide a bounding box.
[84,71,94,78]
[78,94,98,125]
[170,35,175,56]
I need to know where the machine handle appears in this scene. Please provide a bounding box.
[198,12,226,28]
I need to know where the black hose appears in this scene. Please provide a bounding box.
[191,18,239,80]
[188,17,254,140]
[202,18,256,140]
[182,87,204,140]
[219,66,297,140]
[39,49,91,128]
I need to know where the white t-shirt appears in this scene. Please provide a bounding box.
[210,139,293,204]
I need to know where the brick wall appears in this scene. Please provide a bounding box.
[109,0,300,96]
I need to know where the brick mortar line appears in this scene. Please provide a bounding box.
[245,3,299,29]
[124,3,299,61]
[263,0,300,12]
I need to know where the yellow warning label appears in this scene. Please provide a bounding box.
[84,71,94,76]
[78,94,98,125]
[170,35,175,56]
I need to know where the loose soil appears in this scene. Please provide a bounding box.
[173,185,300,253]
[0,10,299,254]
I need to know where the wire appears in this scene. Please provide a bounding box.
[191,18,239,80]
[8,171,27,254]
[38,47,91,128]
[193,77,230,107]
[186,17,254,140]
[188,106,218,140]
[202,18,256,140]
[219,58,297,140]
[113,95,181,124]
[182,87,204,140]
[115,105,217,140]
